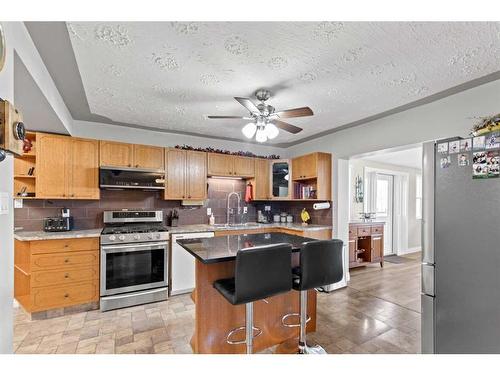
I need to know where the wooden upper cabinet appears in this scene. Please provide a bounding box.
[292,153,317,180]
[133,145,164,170]
[165,149,186,200]
[207,154,233,176]
[254,158,271,200]
[99,141,134,168]
[36,134,70,199]
[69,138,100,199]
[36,134,99,199]
[233,156,255,177]
[186,151,207,200]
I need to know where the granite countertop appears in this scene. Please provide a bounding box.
[167,222,332,234]
[177,232,316,264]
[14,229,102,241]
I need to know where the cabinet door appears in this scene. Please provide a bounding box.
[233,156,255,177]
[36,134,70,198]
[371,235,383,262]
[70,138,99,199]
[292,154,317,179]
[348,239,357,265]
[165,149,186,199]
[207,153,233,176]
[254,158,271,200]
[186,151,207,200]
[99,141,134,167]
[292,156,303,180]
[133,145,164,170]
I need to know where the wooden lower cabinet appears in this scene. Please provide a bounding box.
[348,222,384,268]
[14,238,100,314]
[214,227,332,240]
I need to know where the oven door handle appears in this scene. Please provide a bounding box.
[101,242,167,253]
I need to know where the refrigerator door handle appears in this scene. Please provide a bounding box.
[422,141,436,265]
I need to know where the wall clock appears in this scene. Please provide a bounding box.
[0,24,5,72]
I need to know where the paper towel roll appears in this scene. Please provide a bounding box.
[313,202,331,210]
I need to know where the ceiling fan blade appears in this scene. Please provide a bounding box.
[275,106,313,118]
[273,120,303,134]
[206,115,253,120]
[234,97,260,115]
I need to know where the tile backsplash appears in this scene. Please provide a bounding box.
[15,179,332,231]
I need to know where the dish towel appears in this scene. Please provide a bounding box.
[244,183,253,203]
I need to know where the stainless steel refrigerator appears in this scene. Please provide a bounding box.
[421,139,500,354]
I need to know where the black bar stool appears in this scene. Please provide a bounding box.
[282,239,344,354]
[213,243,292,354]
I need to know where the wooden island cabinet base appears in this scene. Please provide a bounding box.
[191,259,316,354]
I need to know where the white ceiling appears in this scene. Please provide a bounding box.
[362,146,423,170]
[67,22,500,144]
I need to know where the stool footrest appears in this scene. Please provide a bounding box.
[282,312,311,328]
[226,326,262,345]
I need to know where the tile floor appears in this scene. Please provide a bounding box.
[13,252,421,354]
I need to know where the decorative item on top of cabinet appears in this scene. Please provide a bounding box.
[165,148,207,200]
[36,133,99,200]
[207,153,255,178]
[100,141,164,170]
[291,152,331,200]
[348,222,384,268]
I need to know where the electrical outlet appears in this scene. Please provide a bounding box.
[243,206,248,214]
[264,205,271,211]
[14,199,23,209]
[207,208,212,216]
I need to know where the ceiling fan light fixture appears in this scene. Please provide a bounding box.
[241,122,257,139]
[265,123,279,139]
[255,128,268,143]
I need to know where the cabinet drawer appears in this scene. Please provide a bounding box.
[31,251,98,271]
[348,228,357,239]
[371,225,383,234]
[31,281,99,311]
[30,238,99,254]
[31,266,98,288]
[357,226,371,236]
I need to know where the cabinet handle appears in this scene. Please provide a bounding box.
[64,293,69,298]
[188,195,191,199]
[64,244,69,248]
[64,273,69,279]
[64,259,69,263]
[128,164,132,167]
[135,164,139,168]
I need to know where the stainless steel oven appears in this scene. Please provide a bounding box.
[100,210,169,311]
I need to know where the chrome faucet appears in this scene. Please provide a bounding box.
[226,192,241,225]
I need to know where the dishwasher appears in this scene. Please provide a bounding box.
[171,232,214,296]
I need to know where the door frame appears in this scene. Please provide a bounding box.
[364,166,410,256]
[373,172,394,255]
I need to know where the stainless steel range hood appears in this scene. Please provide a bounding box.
[99,166,165,191]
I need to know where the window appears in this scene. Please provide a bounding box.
[376,179,389,216]
[416,174,422,219]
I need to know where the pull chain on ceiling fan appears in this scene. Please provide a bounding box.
[206,89,313,143]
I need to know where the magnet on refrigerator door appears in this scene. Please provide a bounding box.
[437,142,448,154]
[449,140,460,154]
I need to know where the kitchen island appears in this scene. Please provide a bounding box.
[177,232,318,354]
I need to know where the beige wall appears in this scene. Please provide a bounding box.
[349,159,422,251]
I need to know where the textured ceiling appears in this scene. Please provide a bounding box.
[67,22,500,144]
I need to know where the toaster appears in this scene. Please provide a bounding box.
[43,217,74,232]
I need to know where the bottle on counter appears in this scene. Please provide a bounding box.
[209,213,215,225]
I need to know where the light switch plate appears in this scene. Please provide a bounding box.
[0,192,9,215]
[207,208,212,216]
[243,207,248,214]
[264,205,271,211]
[14,198,23,209]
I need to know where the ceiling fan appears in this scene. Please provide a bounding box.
[206,89,313,142]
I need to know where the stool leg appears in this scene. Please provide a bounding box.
[298,290,307,353]
[298,290,327,354]
[245,302,253,354]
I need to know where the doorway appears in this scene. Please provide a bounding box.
[375,173,394,255]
